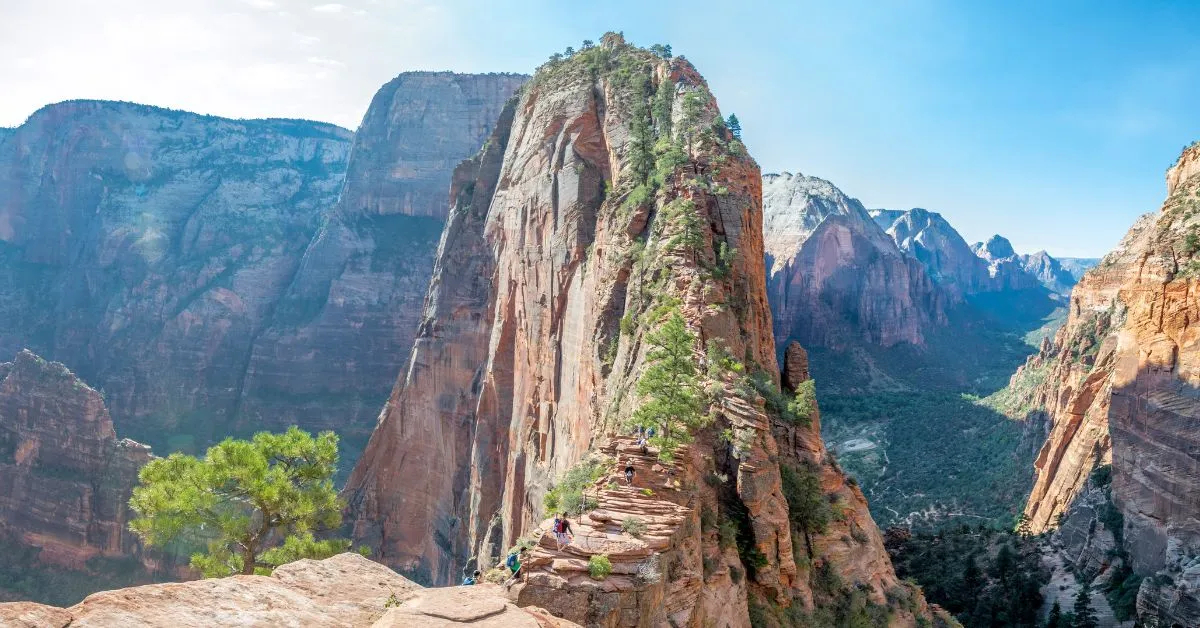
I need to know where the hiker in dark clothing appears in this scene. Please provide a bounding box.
[553,512,574,550]
[625,462,635,485]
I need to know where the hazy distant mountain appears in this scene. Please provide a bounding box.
[1056,256,1101,280]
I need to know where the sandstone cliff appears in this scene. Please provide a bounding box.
[0,78,522,465]
[870,207,996,299]
[346,35,928,626]
[971,235,1046,293]
[0,350,150,569]
[235,72,525,456]
[0,100,352,456]
[763,173,946,350]
[1011,143,1200,627]
[0,552,578,627]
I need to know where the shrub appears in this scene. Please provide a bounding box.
[622,517,648,538]
[544,459,608,516]
[481,567,509,584]
[588,554,613,580]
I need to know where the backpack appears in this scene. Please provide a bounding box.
[554,518,566,533]
[506,553,518,570]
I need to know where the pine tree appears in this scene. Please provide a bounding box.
[630,310,708,460]
[726,114,742,140]
[129,427,349,577]
[1045,600,1063,628]
[1072,583,1099,628]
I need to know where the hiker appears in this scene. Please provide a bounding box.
[461,569,480,585]
[552,512,574,550]
[504,548,529,589]
[625,462,635,485]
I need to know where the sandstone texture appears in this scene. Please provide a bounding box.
[0,350,151,569]
[1011,144,1200,627]
[871,207,998,299]
[346,36,928,626]
[0,76,523,467]
[0,552,573,627]
[763,173,946,350]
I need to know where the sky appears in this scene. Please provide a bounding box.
[3,1,1198,257]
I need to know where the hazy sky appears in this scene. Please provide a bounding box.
[3,0,1198,257]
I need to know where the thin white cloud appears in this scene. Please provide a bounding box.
[239,0,279,9]
[307,56,345,68]
[311,3,346,13]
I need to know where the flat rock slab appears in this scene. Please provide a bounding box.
[371,584,580,627]
[0,601,73,628]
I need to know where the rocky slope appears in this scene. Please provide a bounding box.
[233,72,525,455]
[346,35,932,626]
[1021,250,1079,296]
[0,100,353,455]
[0,350,151,569]
[764,174,945,351]
[0,76,522,464]
[971,235,1047,292]
[870,207,998,299]
[0,552,577,627]
[1058,257,1102,281]
[1009,143,1200,627]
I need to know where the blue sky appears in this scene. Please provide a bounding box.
[4,0,1198,256]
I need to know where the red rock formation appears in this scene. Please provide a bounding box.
[0,553,578,627]
[346,36,928,626]
[0,350,150,568]
[1012,144,1200,627]
[763,173,946,350]
[0,78,523,467]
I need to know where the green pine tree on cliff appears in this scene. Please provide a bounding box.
[129,427,352,577]
[630,309,709,460]
[1072,582,1098,628]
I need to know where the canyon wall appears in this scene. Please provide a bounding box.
[0,350,150,569]
[0,74,523,464]
[346,35,931,626]
[763,173,946,351]
[1013,143,1200,627]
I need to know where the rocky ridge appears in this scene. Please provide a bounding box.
[0,552,577,627]
[763,173,946,350]
[1008,143,1200,627]
[345,35,932,626]
[0,350,151,569]
[0,75,523,465]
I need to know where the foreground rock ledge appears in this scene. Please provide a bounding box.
[0,553,578,627]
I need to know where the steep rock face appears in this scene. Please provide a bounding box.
[763,174,945,350]
[0,350,151,568]
[347,36,927,626]
[0,553,577,627]
[871,207,995,299]
[1012,145,1200,627]
[235,72,525,453]
[0,100,352,454]
[1059,257,1102,281]
[0,79,523,464]
[1020,250,1079,296]
[971,235,1045,292]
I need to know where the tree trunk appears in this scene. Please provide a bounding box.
[241,543,257,575]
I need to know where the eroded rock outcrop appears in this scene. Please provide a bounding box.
[235,72,525,454]
[971,235,1046,293]
[0,350,150,568]
[0,101,352,455]
[1011,144,1200,627]
[0,77,523,465]
[763,173,946,350]
[346,35,928,626]
[0,552,575,627]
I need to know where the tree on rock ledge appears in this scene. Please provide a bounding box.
[129,427,352,577]
[630,309,709,461]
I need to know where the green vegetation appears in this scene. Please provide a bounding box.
[128,427,350,577]
[543,458,607,516]
[621,517,647,538]
[1072,582,1098,628]
[629,309,710,461]
[819,391,1035,527]
[780,462,831,558]
[887,525,1047,627]
[588,554,613,580]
